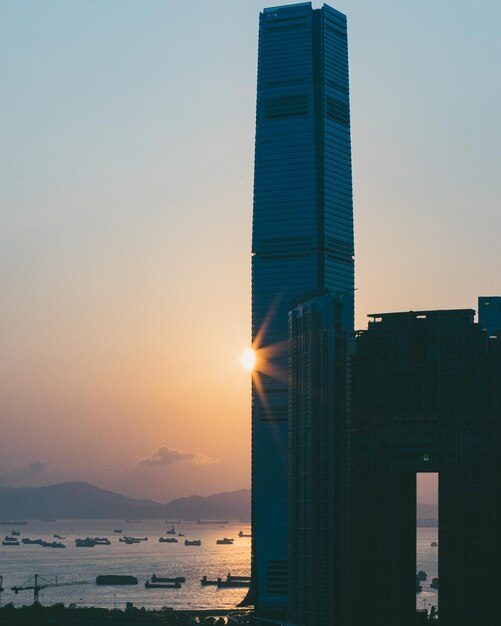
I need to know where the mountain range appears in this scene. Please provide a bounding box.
[0,482,251,520]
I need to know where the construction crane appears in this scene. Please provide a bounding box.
[11,574,89,605]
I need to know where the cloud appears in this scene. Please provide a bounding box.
[0,460,48,484]
[137,446,217,468]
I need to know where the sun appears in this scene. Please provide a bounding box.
[242,348,256,371]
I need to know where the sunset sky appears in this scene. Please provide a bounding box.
[1,0,499,502]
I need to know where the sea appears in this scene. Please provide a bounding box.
[416,527,439,611]
[0,520,438,611]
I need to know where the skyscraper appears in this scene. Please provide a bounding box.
[251,3,354,615]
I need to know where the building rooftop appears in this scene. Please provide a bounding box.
[367,309,475,321]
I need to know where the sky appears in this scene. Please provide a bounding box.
[1,1,499,503]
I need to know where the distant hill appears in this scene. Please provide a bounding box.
[417,502,438,519]
[164,489,250,520]
[0,482,251,520]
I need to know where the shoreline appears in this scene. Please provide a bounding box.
[0,603,252,625]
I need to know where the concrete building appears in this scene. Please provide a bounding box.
[350,309,501,626]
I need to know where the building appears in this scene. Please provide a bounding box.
[288,291,350,626]
[479,296,501,337]
[350,309,501,626]
[488,326,501,623]
[250,2,354,616]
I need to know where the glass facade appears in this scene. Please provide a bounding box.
[288,293,349,626]
[251,2,353,614]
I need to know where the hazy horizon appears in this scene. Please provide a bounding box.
[0,476,439,507]
[1,0,499,502]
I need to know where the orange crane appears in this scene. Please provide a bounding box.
[11,574,89,605]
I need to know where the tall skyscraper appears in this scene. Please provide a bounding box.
[251,3,354,615]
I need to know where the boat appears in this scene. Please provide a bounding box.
[217,578,250,588]
[96,575,138,585]
[159,537,178,543]
[145,580,181,589]
[238,531,251,537]
[228,575,251,582]
[184,539,201,546]
[201,573,251,587]
[2,539,19,546]
[201,576,221,586]
[152,575,185,583]
[119,536,146,543]
[0,520,28,526]
[114,529,123,533]
[11,530,21,536]
[178,533,185,537]
[22,538,43,545]
[42,541,65,548]
[53,534,65,539]
[166,525,176,535]
[216,538,234,545]
[75,537,109,547]
[76,538,96,547]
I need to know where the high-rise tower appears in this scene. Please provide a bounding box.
[251,3,354,615]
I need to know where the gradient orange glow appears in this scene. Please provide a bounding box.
[1,1,497,505]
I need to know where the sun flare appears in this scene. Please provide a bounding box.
[242,348,256,371]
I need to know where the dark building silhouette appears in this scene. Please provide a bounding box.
[288,292,350,626]
[479,296,501,337]
[488,324,501,622]
[248,4,499,625]
[250,2,354,617]
[350,309,501,626]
